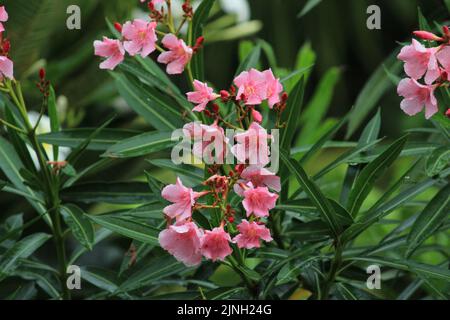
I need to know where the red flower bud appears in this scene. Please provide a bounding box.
[443,26,450,38]
[39,68,46,80]
[193,36,205,53]
[235,164,245,174]
[413,30,444,42]
[220,90,230,102]
[2,39,10,54]
[227,216,234,223]
[204,109,212,117]
[114,22,122,33]
[446,108,450,119]
[211,103,219,113]
[228,170,234,177]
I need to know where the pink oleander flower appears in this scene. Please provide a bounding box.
[183,121,228,163]
[157,34,193,74]
[234,165,281,196]
[234,68,267,105]
[398,39,440,85]
[93,37,125,70]
[159,221,203,266]
[233,220,273,249]
[232,122,271,166]
[397,78,438,119]
[436,46,450,79]
[161,177,201,221]
[187,80,219,112]
[242,184,278,218]
[0,56,13,80]
[263,69,283,108]
[0,6,8,33]
[200,227,232,261]
[122,19,157,57]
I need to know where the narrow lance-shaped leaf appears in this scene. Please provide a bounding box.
[406,184,450,258]
[191,0,215,81]
[61,182,156,204]
[280,76,305,150]
[61,204,95,251]
[346,50,402,138]
[47,86,60,161]
[103,131,176,158]
[234,44,261,76]
[347,134,408,217]
[0,233,52,281]
[425,146,450,177]
[87,214,160,245]
[39,128,141,151]
[280,150,342,237]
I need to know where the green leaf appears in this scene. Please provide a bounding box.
[62,182,155,204]
[38,128,141,151]
[0,233,51,281]
[347,135,408,217]
[191,0,215,81]
[235,44,261,76]
[346,50,402,138]
[425,146,450,177]
[205,287,245,300]
[345,256,450,281]
[66,115,116,164]
[406,184,450,258]
[0,136,48,223]
[341,177,438,243]
[119,256,186,292]
[148,159,204,186]
[297,0,322,18]
[87,214,160,244]
[81,267,119,293]
[103,131,176,158]
[61,204,95,251]
[297,67,341,146]
[298,115,348,165]
[112,72,182,130]
[313,138,383,180]
[280,150,342,237]
[280,77,305,150]
[47,86,60,161]
[358,109,381,147]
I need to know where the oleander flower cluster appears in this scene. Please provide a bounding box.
[0,6,13,81]
[94,0,201,74]
[93,1,288,267]
[397,27,450,119]
[159,66,287,266]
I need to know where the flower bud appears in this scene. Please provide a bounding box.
[446,108,450,119]
[413,30,443,42]
[211,103,219,113]
[235,164,245,174]
[251,108,263,123]
[114,22,122,33]
[220,90,230,102]
[2,39,10,54]
[39,68,46,80]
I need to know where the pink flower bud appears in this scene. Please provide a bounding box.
[413,30,443,42]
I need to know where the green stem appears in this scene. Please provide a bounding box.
[321,239,343,299]
[226,257,258,299]
[6,80,70,300]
